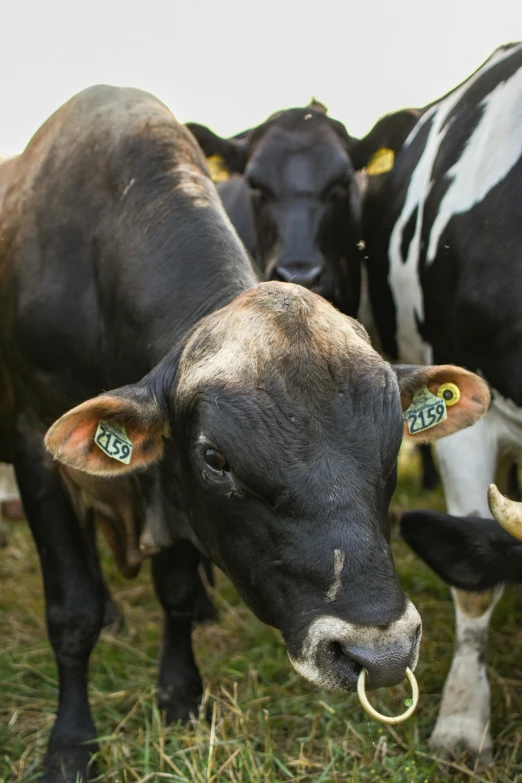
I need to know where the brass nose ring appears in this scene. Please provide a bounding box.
[357,666,419,725]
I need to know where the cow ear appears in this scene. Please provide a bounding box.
[349,109,420,171]
[45,384,169,477]
[186,123,247,174]
[393,364,490,442]
[400,510,521,591]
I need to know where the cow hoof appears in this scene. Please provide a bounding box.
[429,723,493,769]
[156,684,203,725]
[41,747,96,782]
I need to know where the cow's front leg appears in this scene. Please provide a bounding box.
[14,432,104,783]
[430,586,502,766]
[83,514,126,635]
[430,416,501,766]
[152,541,204,724]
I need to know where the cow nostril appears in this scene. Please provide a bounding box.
[341,643,413,689]
[274,263,324,289]
[329,640,363,675]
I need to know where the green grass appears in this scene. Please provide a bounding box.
[1,443,521,782]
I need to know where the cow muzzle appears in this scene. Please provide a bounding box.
[273,261,324,289]
[286,600,421,692]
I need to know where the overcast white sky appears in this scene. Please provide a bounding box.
[1,0,521,156]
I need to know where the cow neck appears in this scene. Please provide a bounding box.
[108,194,259,380]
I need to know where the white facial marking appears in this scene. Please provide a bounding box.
[326,548,345,602]
[288,600,421,692]
[430,586,502,763]
[177,283,374,402]
[120,178,136,200]
[388,43,522,365]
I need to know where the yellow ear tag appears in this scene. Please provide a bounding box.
[95,421,133,464]
[367,147,395,176]
[437,383,460,407]
[404,387,447,435]
[206,154,229,182]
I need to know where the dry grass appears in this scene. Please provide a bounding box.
[0,444,521,782]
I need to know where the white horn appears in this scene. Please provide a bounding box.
[487,483,522,540]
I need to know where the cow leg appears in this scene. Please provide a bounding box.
[430,415,501,765]
[83,514,126,635]
[418,444,440,491]
[14,435,103,783]
[151,541,204,724]
[193,554,218,625]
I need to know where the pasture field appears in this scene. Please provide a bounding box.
[0,444,521,783]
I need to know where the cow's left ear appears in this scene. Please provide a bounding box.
[45,383,169,477]
[393,364,490,442]
[186,123,247,174]
[349,109,420,171]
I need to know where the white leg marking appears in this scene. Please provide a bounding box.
[430,587,503,765]
[431,411,508,762]
[326,549,345,602]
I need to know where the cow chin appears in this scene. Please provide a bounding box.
[285,601,422,693]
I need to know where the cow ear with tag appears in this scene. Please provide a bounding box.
[45,384,169,477]
[393,364,490,442]
[186,123,248,174]
[349,109,420,172]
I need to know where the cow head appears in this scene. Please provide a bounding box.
[400,508,522,590]
[187,106,362,315]
[46,283,490,692]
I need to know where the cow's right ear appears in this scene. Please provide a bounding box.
[394,364,491,442]
[45,384,169,477]
[349,109,420,171]
[186,123,248,174]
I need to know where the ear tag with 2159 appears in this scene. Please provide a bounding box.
[95,420,133,464]
[404,387,447,435]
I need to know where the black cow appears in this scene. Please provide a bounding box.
[352,42,522,764]
[0,86,490,782]
[400,509,522,591]
[186,104,362,315]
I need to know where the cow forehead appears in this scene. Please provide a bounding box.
[248,124,349,177]
[245,128,352,195]
[177,283,380,398]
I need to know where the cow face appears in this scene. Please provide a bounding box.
[187,108,362,315]
[46,283,490,693]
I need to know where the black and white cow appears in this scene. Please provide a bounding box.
[353,42,522,764]
[187,104,362,315]
[0,85,491,782]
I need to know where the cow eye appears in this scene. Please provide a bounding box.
[203,447,229,474]
[323,175,351,200]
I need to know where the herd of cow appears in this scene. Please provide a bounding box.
[0,41,521,782]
